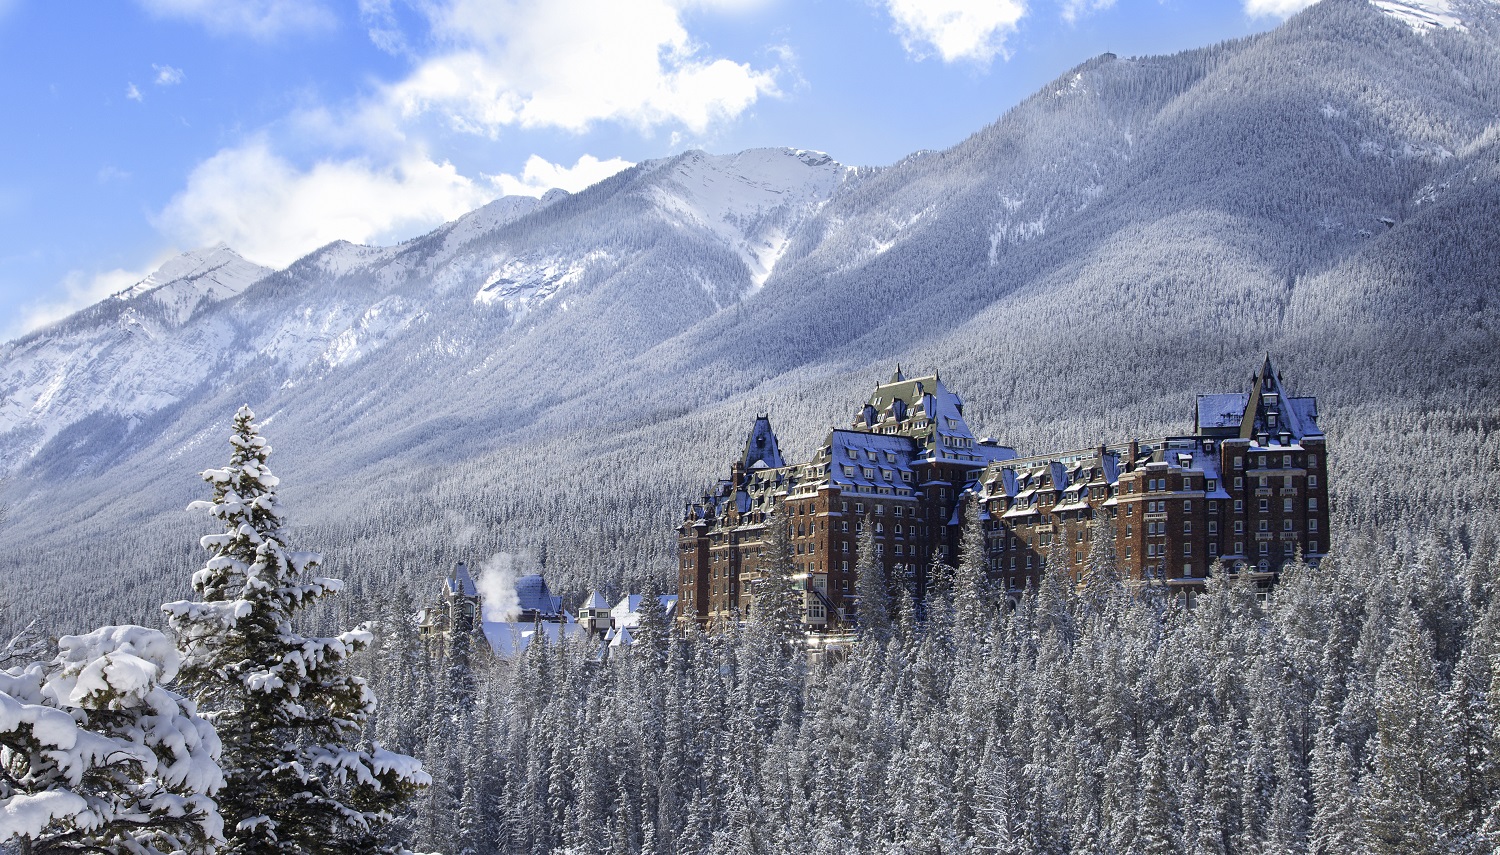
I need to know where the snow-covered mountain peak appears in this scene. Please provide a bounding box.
[644,147,854,289]
[114,244,271,325]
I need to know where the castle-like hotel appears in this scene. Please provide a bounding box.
[677,358,1328,630]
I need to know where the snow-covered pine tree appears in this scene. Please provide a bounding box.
[0,625,223,854]
[162,406,429,854]
[634,572,671,665]
[852,517,891,642]
[952,499,991,641]
[751,511,805,649]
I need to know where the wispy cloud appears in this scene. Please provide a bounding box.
[125,82,143,102]
[1243,0,1316,18]
[490,154,633,197]
[1061,0,1115,24]
[6,260,165,340]
[156,138,497,267]
[153,64,184,85]
[389,0,781,135]
[153,0,778,268]
[885,0,1029,64]
[135,0,336,40]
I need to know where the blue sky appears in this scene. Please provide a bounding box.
[0,0,1316,339]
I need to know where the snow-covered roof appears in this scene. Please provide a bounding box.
[1197,393,1249,431]
[582,591,610,611]
[742,414,785,470]
[480,619,584,658]
[611,594,679,628]
[515,574,562,616]
[445,563,477,598]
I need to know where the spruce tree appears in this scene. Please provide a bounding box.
[162,406,429,854]
[0,626,224,854]
[751,511,805,649]
[634,572,671,665]
[852,517,891,641]
[953,499,991,640]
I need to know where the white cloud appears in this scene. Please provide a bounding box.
[153,64,184,86]
[8,261,166,340]
[1061,0,1115,23]
[155,138,498,267]
[885,0,1028,64]
[388,0,781,134]
[149,0,770,273]
[125,83,143,102]
[489,154,634,197]
[136,0,336,39]
[1243,0,1316,17]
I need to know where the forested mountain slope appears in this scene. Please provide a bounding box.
[3,0,1500,633]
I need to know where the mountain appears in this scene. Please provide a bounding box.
[0,245,271,474]
[3,0,1500,632]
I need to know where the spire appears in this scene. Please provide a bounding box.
[742,414,785,470]
[890,364,905,383]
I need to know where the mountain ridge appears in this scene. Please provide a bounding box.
[3,0,1500,631]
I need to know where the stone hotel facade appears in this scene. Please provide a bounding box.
[677,358,1328,630]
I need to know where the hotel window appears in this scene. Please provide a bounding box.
[1209,521,1218,534]
[1207,479,1217,492]
[1309,519,1318,532]
[1309,454,1318,467]
[1183,544,1192,555]
[1284,498,1293,512]
[841,542,849,552]
[1283,455,1292,467]
[1235,541,1244,554]
[1309,540,1317,553]
[855,503,864,513]
[1234,477,1243,489]
[1284,543,1295,557]
[1209,543,1219,556]
[1284,475,1293,488]
[1234,457,1244,469]
[1308,475,1318,488]
[1183,521,1193,533]
[1259,542,1269,555]
[1259,499,1269,512]
[1259,521,1269,532]
[1259,476,1269,488]
[1183,500,1192,512]
[1235,500,1244,512]
[1309,498,1318,510]
[1124,547,1132,558]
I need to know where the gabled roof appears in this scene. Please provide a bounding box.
[742,414,785,470]
[445,562,477,598]
[515,574,562,616]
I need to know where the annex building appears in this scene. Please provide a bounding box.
[677,358,1328,631]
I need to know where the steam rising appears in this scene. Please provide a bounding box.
[476,552,524,623]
